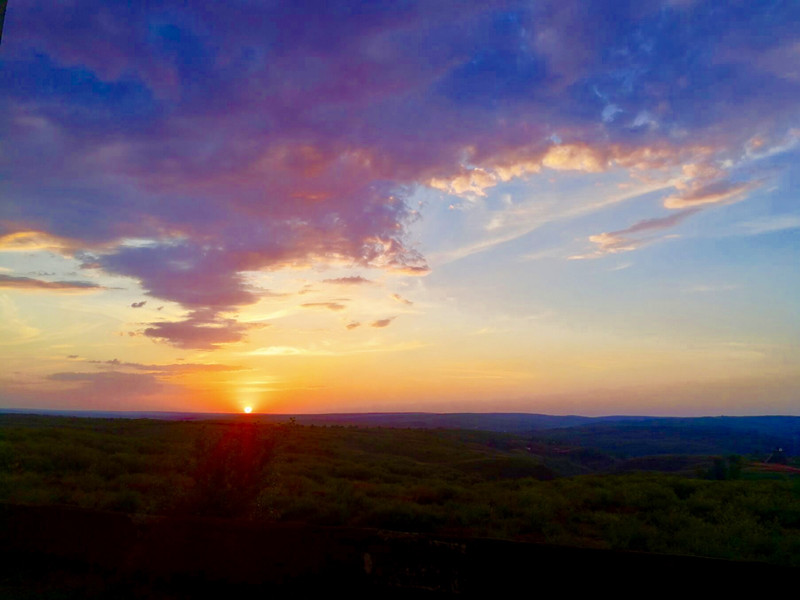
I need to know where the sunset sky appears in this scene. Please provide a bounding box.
[1,1,798,416]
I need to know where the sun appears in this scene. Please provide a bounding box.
[243,406,253,414]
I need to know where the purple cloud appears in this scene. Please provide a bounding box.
[2,1,797,348]
[144,310,252,349]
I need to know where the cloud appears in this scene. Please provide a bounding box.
[301,302,347,311]
[96,358,123,366]
[608,262,633,272]
[578,209,699,258]
[248,339,426,356]
[0,274,103,292]
[144,310,252,349]
[577,162,761,258]
[426,141,707,200]
[428,144,604,198]
[391,293,413,306]
[612,210,700,238]
[541,144,607,173]
[248,346,308,356]
[0,231,72,253]
[322,276,373,285]
[370,317,395,328]
[739,215,800,235]
[346,322,361,330]
[96,243,259,310]
[390,265,431,276]
[580,233,639,257]
[131,300,147,308]
[430,167,500,197]
[663,180,756,209]
[87,358,245,373]
[2,0,796,347]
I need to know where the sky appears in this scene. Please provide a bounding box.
[1,0,798,416]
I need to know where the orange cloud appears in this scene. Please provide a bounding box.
[301,302,347,311]
[391,293,413,306]
[663,180,755,209]
[0,231,71,252]
[541,143,607,172]
[371,317,395,328]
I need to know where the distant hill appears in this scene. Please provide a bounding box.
[534,417,800,458]
[0,409,594,430]
[2,409,799,457]
[289,412,597,431]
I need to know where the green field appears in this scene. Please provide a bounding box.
[2,414,799,567]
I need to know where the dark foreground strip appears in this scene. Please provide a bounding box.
[2,503,795,597]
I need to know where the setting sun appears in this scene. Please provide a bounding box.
[243,406,253,414]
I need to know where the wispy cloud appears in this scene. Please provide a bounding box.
[301,302,347,311]
[431,179,674,266]
[663,180,756,209]
[322,276,372,285]
[87,358,246,373]
[0,274,104,292]
[574,209,699,258]
[739,215,800,235]
[247,346,318,356]
[247,338,425,356]
[391,293,413,306]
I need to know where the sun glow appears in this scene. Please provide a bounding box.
[243,406,253,414]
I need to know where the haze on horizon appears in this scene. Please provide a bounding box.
[1,1,798,417]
